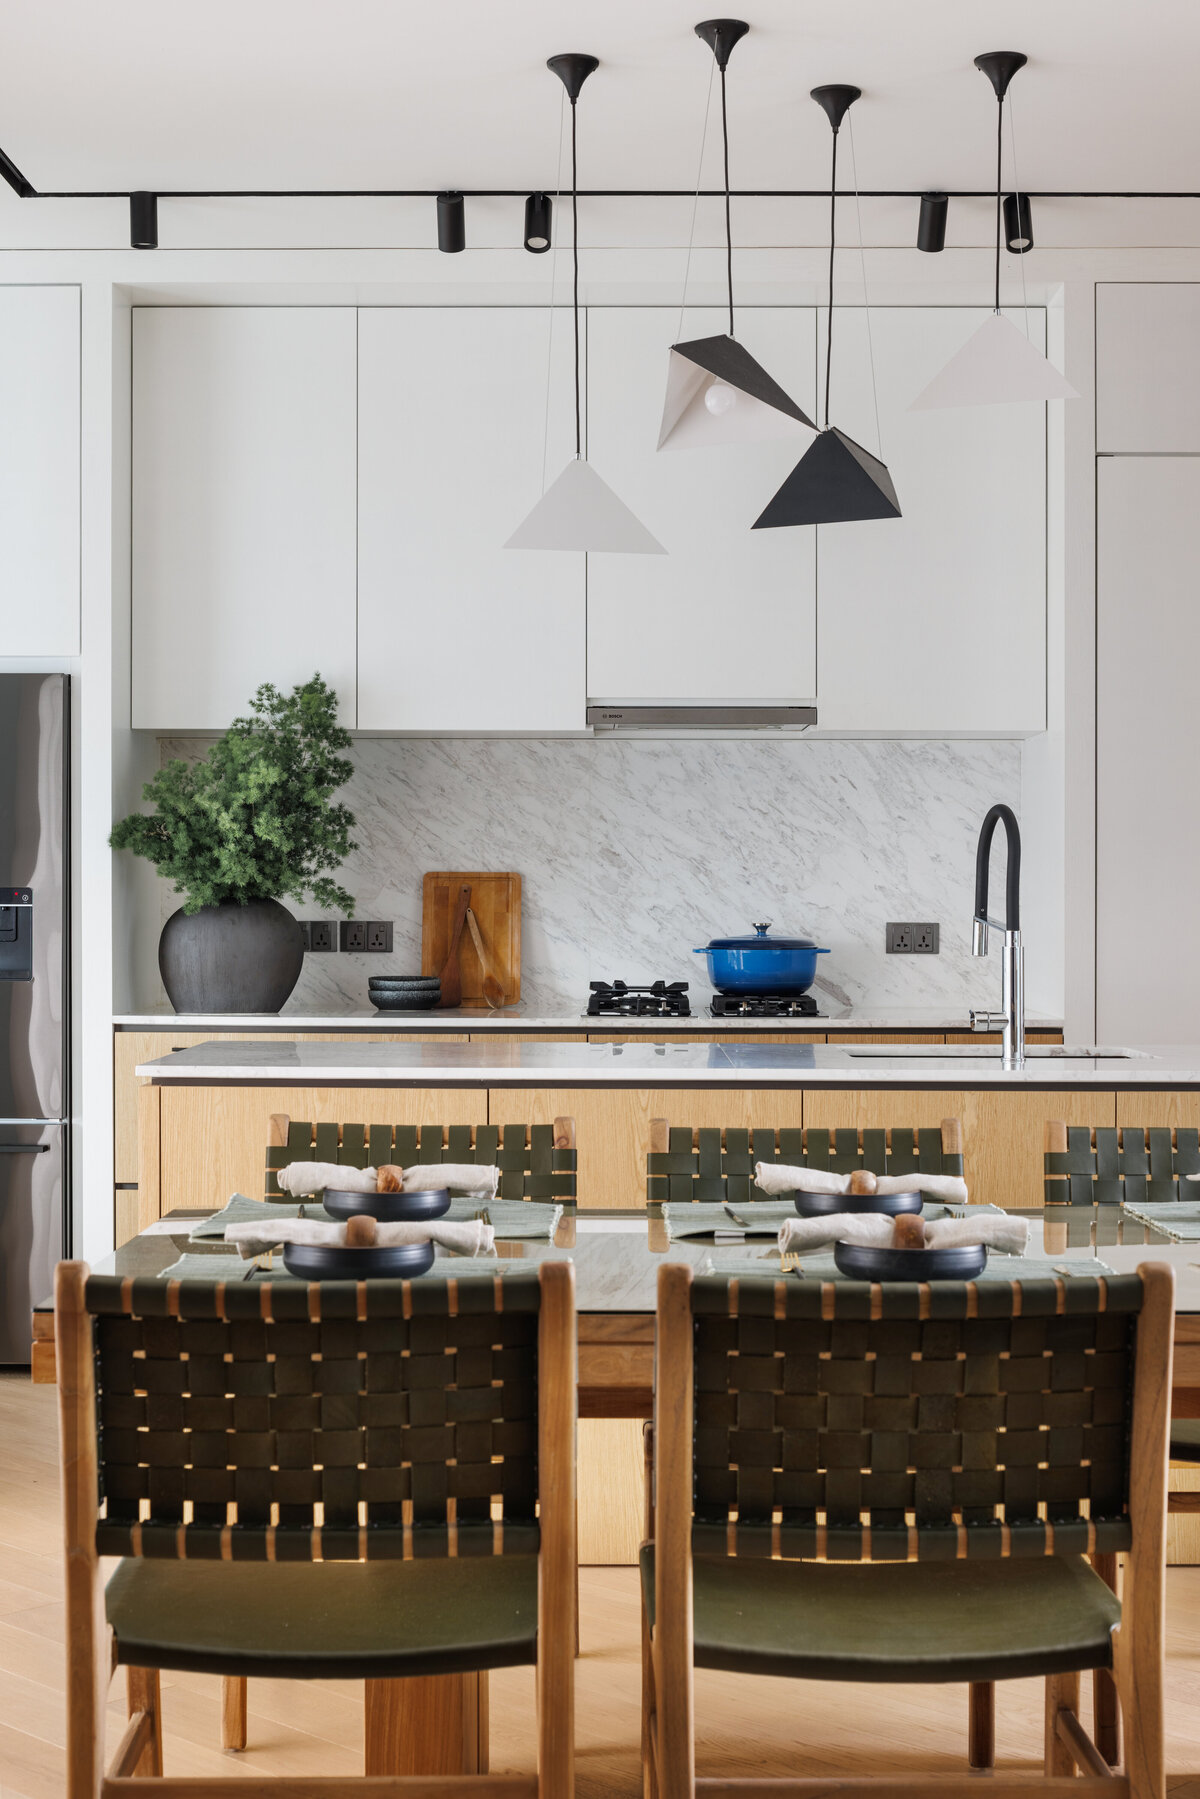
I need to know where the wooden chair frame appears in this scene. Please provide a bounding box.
[644,1259,1172,1799]
[647,1118,964,1206]
[56,1257,577,1799]
[265,1114,577,1203]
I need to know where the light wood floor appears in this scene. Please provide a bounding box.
[5,1372,1200,1797]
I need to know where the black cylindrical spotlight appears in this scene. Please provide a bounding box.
[1003,191,1033,253]
[437,191,465,253]
[917,191,948,254]
[130,192,158,249]
[524,191,552,253]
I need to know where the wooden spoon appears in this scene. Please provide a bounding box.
[438,884,471,1008]
[465,906,506,1009]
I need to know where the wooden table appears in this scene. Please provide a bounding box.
[35,1203,1200,1777]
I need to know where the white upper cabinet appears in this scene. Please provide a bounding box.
[0,287,80,658]
[1097,285,1200,451]
[585,308,817,703]
[357,308,583,733]
[132,308,358,731]
[814,307,1047,735]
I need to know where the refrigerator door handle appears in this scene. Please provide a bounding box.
[0,1143,50,1154]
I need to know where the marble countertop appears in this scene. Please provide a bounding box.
[136,1037,1195,1088]
[115,1006,1064,1034]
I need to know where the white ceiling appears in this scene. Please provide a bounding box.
[1,0,1198,198]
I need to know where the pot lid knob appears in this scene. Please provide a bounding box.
[751,921,772,936]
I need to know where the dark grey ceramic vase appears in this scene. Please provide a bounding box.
[159,898,304,1014]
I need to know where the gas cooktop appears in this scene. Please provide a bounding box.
[586,980,691,1019]
[709,993,826,1018]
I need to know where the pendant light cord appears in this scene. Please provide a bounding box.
[1007,95,1032,340]
[847,110,883,459]
[571,97,582,458]
[675,59,715,345]
[994,94,1004,313]
[824,125,838,431]
[539,88,566,495]
[720,66,734,336]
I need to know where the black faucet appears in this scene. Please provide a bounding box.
[971,804,1024,1068]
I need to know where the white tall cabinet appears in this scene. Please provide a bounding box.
[131,308,358,730]
[814,307,1047,734]
[0,286,80,657]
[585,308,817,703]
[356,308,582,732]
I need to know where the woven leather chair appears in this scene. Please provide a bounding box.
[266,1115,578,1202]
[646,1118,964,1205]
[1044,1119,1200,1205]
[643,1260,1172,1799]
[55,1257,576,1798]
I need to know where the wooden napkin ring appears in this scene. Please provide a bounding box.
[376,1166,403,1193]
[890,1214,926,1250]
[847,1169,879,1196]
[346,1213,379,1247]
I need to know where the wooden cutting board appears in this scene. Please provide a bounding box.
[421,872,522,1008]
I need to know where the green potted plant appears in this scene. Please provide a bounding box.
[111,675,357,1013]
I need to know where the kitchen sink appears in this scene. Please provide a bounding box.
[845,1044,1143,1060]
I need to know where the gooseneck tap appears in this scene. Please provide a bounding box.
[970,803,1025,1069]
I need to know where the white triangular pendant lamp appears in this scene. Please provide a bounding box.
[909,51,1078,411]
[658,19,814,451]
[507,53,664,555]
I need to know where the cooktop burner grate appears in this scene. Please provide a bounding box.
[586,980,691,1018]
[710,992,826,1018]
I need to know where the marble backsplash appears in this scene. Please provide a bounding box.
[155,736,1021,1016]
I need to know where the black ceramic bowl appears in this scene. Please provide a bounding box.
[833,1241,988,1282]
[369,975,441,988]
[322,1186,451,1223]
[282,1239,436,1279]
[794,1189,923,1218]
[372,990,441,1012]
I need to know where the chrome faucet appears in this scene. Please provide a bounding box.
[970,803,1024,1070]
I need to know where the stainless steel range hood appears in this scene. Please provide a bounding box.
[587,705,817,732]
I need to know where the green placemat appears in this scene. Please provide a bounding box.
[190,1193,561,1244]
[159,1251,518,1283]
[666,1200,994,1241]
[701,1251,1117,1283]
[1120,1199,1200,1240]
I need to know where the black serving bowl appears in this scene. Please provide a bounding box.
[282,1239,436,1279]
[371,990,441,1012]
[369,975,441,989]
[794,1189,922,1218]
[322,1186,451,1223]
[833,1241,988,1282]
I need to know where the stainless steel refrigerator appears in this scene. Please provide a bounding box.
[0,673,68,1363]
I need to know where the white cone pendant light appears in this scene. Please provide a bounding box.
[909,52,1077,411]
[507,54,664,555]
[754,85,900,530]
[658,19,815,451]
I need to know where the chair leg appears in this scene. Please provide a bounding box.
[1091,1551,1121,1767]
[1044,1670,1080,1776]
[126,1667,163,1776]
[968,1681,994,1769]
[221,1676,247,1752]
[641,1595,658,1799]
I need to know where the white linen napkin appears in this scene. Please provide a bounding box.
[776,1212,1028,1256]
[275,1161,501,1199]
[275,1163,377,1196]
[225,1218,495,1259]
[389,1163,501,1198]
[755,1162,969,1205]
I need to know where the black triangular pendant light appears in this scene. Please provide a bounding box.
[753,83,900,529]
[658,19,815,450]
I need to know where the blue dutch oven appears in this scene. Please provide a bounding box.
[694,922,830,995]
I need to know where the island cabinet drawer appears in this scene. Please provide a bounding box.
[802,1089,1117,1210]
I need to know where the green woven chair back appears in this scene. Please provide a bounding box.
[647,1124,963,1206]
[688,1270,1141,1564]
[1045,1125,1200,1205]
[84,1269,542,1563]
[266,1120,577,1202]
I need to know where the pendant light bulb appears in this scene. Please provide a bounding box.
[704,380,737,416]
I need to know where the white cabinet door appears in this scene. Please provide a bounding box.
[132,308,357,731]
[1097,457,1200,1043]
[1097,285,1200,451]
[357,308,583,732]
[0,287,79,657]
[585,308,817,703]
[815,308,1047,735]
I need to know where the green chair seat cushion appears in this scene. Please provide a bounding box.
[1171,1417,1200,1461]
[639,1548,1119,1685]
[108,1553,538,1681]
